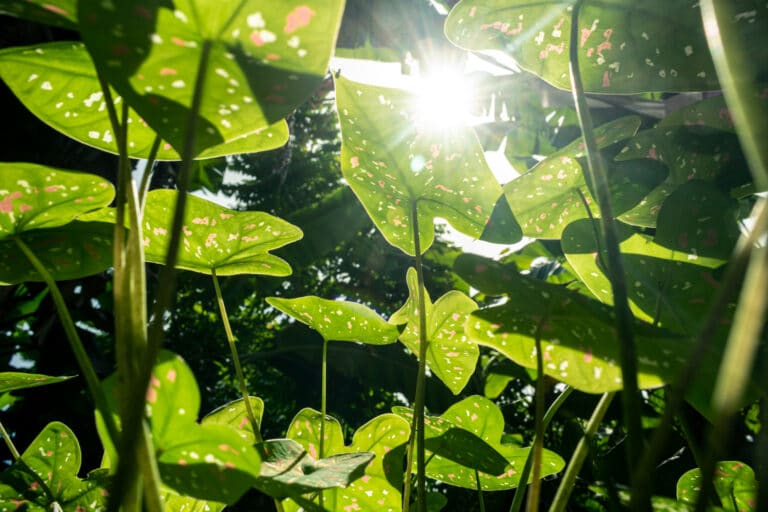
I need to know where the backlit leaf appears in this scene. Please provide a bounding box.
[0,372,74,393]
[336,75,503,255]
[445,0,723,93]
[394,396,564,490]
[0,0,77,29]
[143,189,302,276]
[78,0,345,155]
[202,396,264,444]
[677,461,756,511]
[0,43,288,160]
[266,296,399,344]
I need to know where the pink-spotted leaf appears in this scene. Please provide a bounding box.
[0,43,288,160]
[266,296,399,345]
[202,396,264,444]
[390,268,480,395]
[677,461,756,511]
[504,116,641,239]
[394,396,564,490]
[335,76,503,255]
[78,0,344,156]
[445,0,725,93]
[0,372,74,393]
[281,409,409,512]
[143,189,302,276]
[0,0,77,29]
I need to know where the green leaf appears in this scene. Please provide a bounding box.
[0,0,77,29]
[202,396,264,444]
[391,268,480,394]
[479,194,523,245]
[445,0,721,93]
[0,42,289,160]
[503,116,641,239]
[394,396,565,490]
[0,372,74,393]
[677,461,756,511]
[266,296,399,344]
[616,96,754,227]
[282,409,410,511]
[335,75,502,255]
[161,491,226,512]
[0,220,114,285]
[143,189,302,276]
[456,253,694,393]
[0,163,114,237]
[78,0,345,155]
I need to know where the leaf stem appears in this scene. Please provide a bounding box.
[568,0,643,486]
[212,270,261,440]
[138,136,162,209]
[0,421,20,460]
[14,237,119,446]
[549,392,615,512]
[403,199,429,512]
[320,337,328,459]
[476,469,486,512]
[526,315,548,512]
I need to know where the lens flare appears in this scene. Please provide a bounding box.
[411,71,474,133]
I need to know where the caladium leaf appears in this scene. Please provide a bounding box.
[0,43,288,160]
[161,491,225,512]
[617,96,754,227]
[0,422,110,511]
[0,220,114,285]
[503,116,641,239]
[394,396,565,490]
[78,0,345,156]
[445,0,723,93]
[0,163,114,237]
[143,189,302,276]
[0,0,77,29]
[391,268,480,394]
[677,461,756,511]
[335,75,502,255]
[0,372,74,393]
[282,409,409,512]
[266,296,399,344]
[455,253,698,394]
[202,396,264,444]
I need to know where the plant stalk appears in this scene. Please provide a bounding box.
[403,199,429,512]
[526,315,548,512]
[0,421,20,460]
[15,238,119,445]
[138,136,162,209]
[212,270,261,439]
[568,0,643,488]
[320,337,328,459]
[476,470,486,512]
[549,392,615,512]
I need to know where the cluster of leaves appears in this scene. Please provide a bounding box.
[0,0,766,511]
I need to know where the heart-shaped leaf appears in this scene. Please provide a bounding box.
[445,0,722,93]
[616,96,754,227]
[503,116,641,239]
[394,396,565,490]
[0,163,114,237]
[0,0,77,29]
[266,296,399,344]
[202,396,264,444]
[0,43,289,160]
[391,268,480,394]
[677,461,756,511]
[143,189,302,276]
[0,422,110,511]
[455,253,694,393]
[335,75,503,255]
[282,409,410,511]
[0,372,74,393]
[0,220,114,285]
[161,491,226,512]
[78,0,345,155]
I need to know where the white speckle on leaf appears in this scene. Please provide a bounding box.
[247,12,265,28]
[88,131,100,139]
[171,80,185,88]
[41,81,53,90]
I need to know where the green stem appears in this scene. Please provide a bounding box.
[568,0,643,485]
[549,392,615,512]
[139,136,162,209]
[212,270,261,440]
[403,199,429,512]
[0,421,20,460]
[476,470,486,512]
[699,0,768,191]
[695,243,768,512]
[526,316,547,512]
[510,387,574,512]
[138,422,164,512]
[320,338,328,459]
[631,199,767,508]
[15,238,119,445]
[575,187,608,272]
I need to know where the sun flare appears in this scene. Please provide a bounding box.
[411,71,475,133]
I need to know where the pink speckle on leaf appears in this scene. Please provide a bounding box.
[44,185,63,192]
[19,204,32,212]
[171,37,188,47]
[166,369,177,382]
[469,6,476,17]
[350,156,359,168]
[678,232,688,248]
[1,191,22,213]
[134,5,151,19]
[146,387,157,403]
[602,71,611,88]
[160,67,177,76]
[112,44,131,56]
[285,6,316,33]
[648,147,658,160]
[583,349,593,363]
[43,4,69,16]
[580,28,594,47]
[266,53,281,61]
